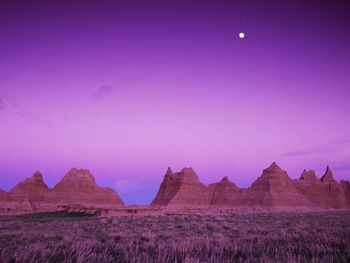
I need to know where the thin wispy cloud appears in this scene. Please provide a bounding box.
[92,84,113,100]
[280,147,329,158]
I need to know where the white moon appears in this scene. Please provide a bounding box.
[239,32,245,39]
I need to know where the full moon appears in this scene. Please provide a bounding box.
[239,32,245,39]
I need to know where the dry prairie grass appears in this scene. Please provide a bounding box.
[0,210,349,262]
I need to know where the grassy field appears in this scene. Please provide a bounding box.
[0,210,349,262]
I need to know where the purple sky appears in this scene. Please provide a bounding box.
[1,1,350,204]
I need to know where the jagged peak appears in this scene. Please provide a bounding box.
[10,171,49,193]
[300,170,318,181]
[32,171,44,180]
[174,167,198,178]
[320,166,336,183]
[269,162,282,170]
[221,176,229,182]
[263,162,285,174]
[171,167,201,184]
[165,167,173,177]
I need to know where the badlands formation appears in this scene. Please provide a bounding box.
[0,168,124,215]
[152,162,350,209]
[0,162,349,215]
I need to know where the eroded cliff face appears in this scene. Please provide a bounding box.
[6,172,53,214]
[152,163,350,209]
[0,169,125,215]
[1,163,349,215]
[52,168,124,208]
[151,167,179,206]
[152,167,210,206]
[208,176,246,206]
[295,167,348,209]
[340,180,350,205]
[243,162,313,208]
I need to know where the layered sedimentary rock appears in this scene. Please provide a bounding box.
[295,167,348,208]
[8,171,53,213]
[208,176,246,206]
[151,167,210,206]
[299,170,319,182]
[244,162,313,207]
[0,189,11,214]
[52,168,124,208]
[0,168,125,215]
[318,167,347,208]
[152,162,350,209]
[340,180,350,205]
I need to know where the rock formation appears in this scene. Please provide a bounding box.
[8,171,53,213]
[10,171,49,194]
[299,170,319,182]
[0,189,10,214]
[0,168,125,215]
[244,162,313,207]
[52,168,124,208]
[295,166,348,208]
[1,163,349,215]
[152,162,350,209]
[340,180,350,205]
[319,166,347,208]
[151,167,210,206]
[208,176,245,206]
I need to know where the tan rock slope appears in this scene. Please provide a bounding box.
[295,166,348,208]
[208,176,245,206]
[1,163,349,215]
[151,167,210,206]
[152,162,350,209]
[244,162,313,208]
[340,180,350,204]
[8,171,53,213]
[0,168,124,215]
[52,168,124,208]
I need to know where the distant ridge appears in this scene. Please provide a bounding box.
[0,168,124,215]
[1,162,349,215]
[152,162,350,209]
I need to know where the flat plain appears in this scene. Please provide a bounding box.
[0,210,349,263]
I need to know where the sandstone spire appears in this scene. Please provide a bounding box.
[10,171,49,194]
[299,170,319,182]
[165,167,173,177]
[151,167,210,206]
[320,166,337,184]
